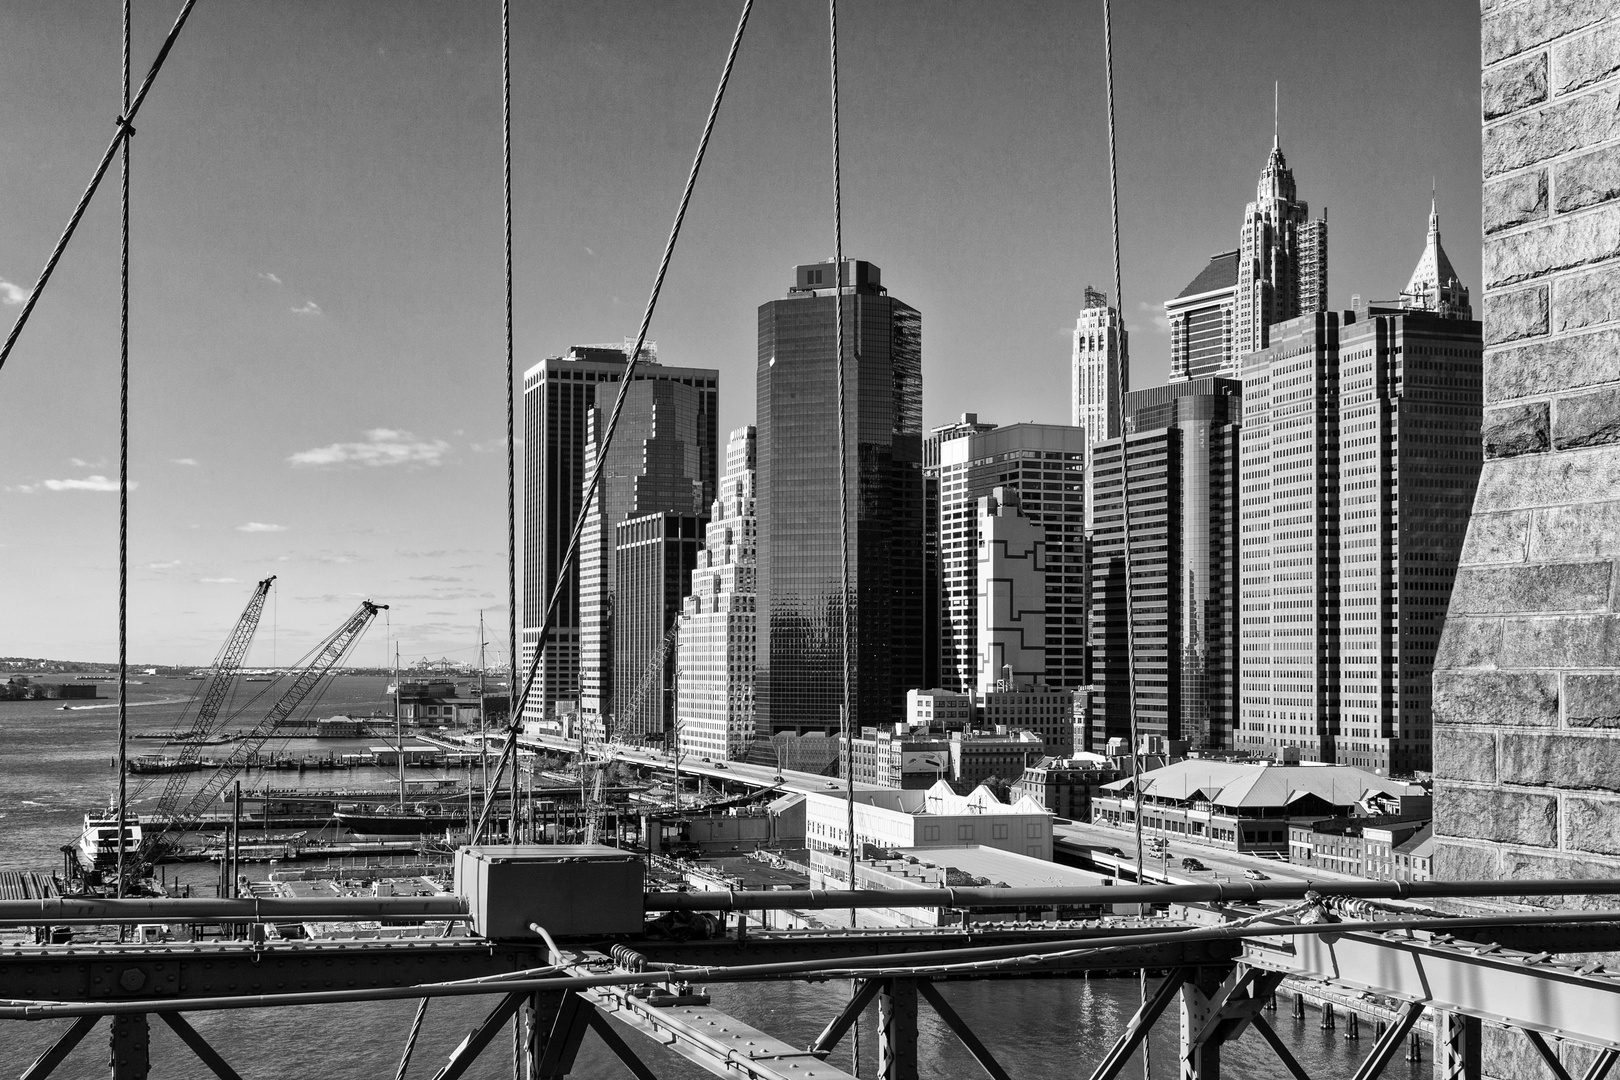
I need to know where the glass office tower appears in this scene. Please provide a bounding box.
[756,260,924,734]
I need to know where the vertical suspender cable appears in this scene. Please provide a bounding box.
[115,0,133,900]
[828,0,856,923]
[1101,3,1148,1078]
[472,0,755,844]
[503,0,519,845]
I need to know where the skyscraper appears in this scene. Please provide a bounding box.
[1088,379,1243,751]
[1165,251,1240,382]
[612,510,707,740]
[923,413,998,690]
[938,425,1088,695]
[1237,223,1480,773]
[976,487,1047,693]
[676,427,758,762]
[578,379,714,735]
[756,260,925,734]
[1234,137,1328,360]
[520,343,717,733]
[1071,286,1126,454]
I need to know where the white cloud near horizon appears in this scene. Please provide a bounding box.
[199,577,240,584]
[13,475,130,493]
[289,428,452,469]
[0,279,26,305]
[236,522,287,533]
[258,272,282,286]
[147,560,182,571]
[171,457,200,467]
[291,300,321,316]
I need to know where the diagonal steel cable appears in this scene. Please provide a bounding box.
[473,0,755,843]
[0,0,200,376]
[115,0,133,902]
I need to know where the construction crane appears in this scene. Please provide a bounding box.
[143,600,387,860]
[131,577,274,857]
[612,624,678,746]
[582,757,610,845]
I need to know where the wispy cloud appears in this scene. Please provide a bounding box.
[411,575,464,583]
[171,457,200,467]
[69,457,106,468]
[1136,301,1172,335]
[236,522,287,533]
[199,577,240,584]
[9,474,131,494]
[291,300,322,316]
[147,560,182,571]
[0,279,26,305]
[289,428,452,469]
[258,272,282,286]
[468,437,510,453]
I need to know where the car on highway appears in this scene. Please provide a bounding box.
[1243,868,1269,880]
[1181,857,1208,871]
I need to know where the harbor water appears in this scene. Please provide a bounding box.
[0,676,1428,1077]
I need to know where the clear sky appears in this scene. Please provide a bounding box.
[0,1,1481,667]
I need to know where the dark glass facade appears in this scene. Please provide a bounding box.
[1091,379,1242,751]
[520,345,717,728]
[756,261,924,734]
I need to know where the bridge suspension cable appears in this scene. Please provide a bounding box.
[473,0,756,844]
[0,0,199,377]
[116,0,134,900]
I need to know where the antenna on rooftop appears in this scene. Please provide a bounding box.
[1273,81,1279,146]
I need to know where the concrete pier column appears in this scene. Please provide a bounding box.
[1321,1003,1335,1030]
[878,979,919,1080]
[1345,1011,1359,1040]
[108,1013,149,1080]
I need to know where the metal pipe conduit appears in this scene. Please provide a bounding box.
[0,895,468,925]
[7,876,1620,925]
[643,877,1620,912]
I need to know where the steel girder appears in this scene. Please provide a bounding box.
[1242,928,1620,1050]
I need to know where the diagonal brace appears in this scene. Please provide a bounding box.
[1349,1002,1425,1080]
[916,978,1012,1080]
[19,1015,99,1080]
[1524,1030,1577,1080]
[431,992,527,1080]
[156,1013,245,1080]
[809,978,884,1056]
[1084,968,1192,1080]
[1192,966,1285,1046]
[584,1004,660,1080]
[1249,1015,1313,1080]
[1584,1049,1620,1080]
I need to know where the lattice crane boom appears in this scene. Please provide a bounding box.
[153,600,386,850]
[615,624,678,744]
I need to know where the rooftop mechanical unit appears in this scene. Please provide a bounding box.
[453,844,645,940]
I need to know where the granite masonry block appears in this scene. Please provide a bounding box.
[1484,169,1548,233]
[1486,328,1620,400]
[1484,285,1550,344]
[1484,202,1620,287]
[1432,730,1499,782]
[1434,671,1559,726]
[1501,730,1620,788]
[1435,616,1504,669]
[1497,846,1620,909]
[1555,141,1620,213]
[1566,673,1620,726]
[1484,0,1609,65]
[1434,838,1499,882]
[1483,86,1620,178]
[1483,401,1551,456]
[1530,500,1620,559]
[1553,262,1620,330]
[1462,508,1532,564]
[1554,19,1620,94]
[1565,795,1620,854]
[1451,561,1612,612]
[1434,783,1558,845]
[1485,49,1549,118]
[1483,1022,1555,1080]
[1501,614,1620,667]
[1553,385,1620,448]
[1473,447,1620,509]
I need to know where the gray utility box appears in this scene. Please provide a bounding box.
[454,844,645,940]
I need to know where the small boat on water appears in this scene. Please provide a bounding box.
[76,813,142,872]
[128,756,208,774]
[334,803,466,837]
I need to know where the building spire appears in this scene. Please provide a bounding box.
[1274,81,1279,148]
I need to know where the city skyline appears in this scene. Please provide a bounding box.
[0,2,1481,664]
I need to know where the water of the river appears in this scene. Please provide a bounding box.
[0,675,1427,1077]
